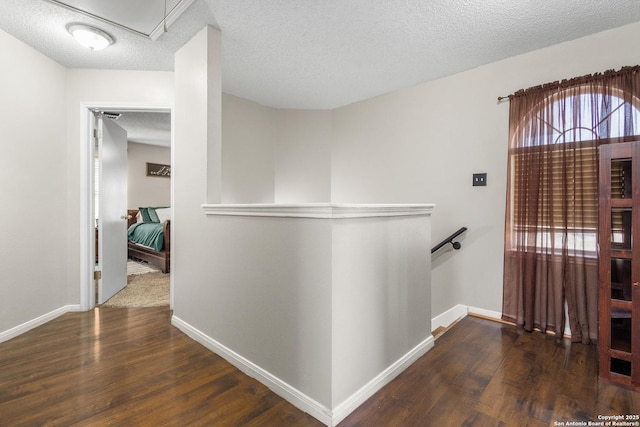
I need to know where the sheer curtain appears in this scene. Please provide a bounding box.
[503,66,640,344]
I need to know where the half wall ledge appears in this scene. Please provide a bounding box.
[201,203,435,219]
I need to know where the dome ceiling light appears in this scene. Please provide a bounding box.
[67,23,114,51]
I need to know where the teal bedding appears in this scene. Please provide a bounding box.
[128,222,164,252]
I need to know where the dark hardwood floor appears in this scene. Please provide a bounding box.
[341,315,640,426]
[1,308,639,426]
[0,307,320,426]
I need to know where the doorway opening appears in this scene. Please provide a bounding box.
[80,104,173,311]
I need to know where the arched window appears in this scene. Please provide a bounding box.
[510,90,640,254]
[519,92,640,146]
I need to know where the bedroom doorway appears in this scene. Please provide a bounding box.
[80,104,173,311]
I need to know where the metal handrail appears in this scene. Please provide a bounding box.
[431,227,467,254]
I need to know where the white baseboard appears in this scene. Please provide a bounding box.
[467,305,572,337]
[171,315,332,425]
[467,306,502,321]
[172,315,435,427]
[331,334,435,426]
[431,304,468,332]
[0,304,81,344]
[432,305,507,333]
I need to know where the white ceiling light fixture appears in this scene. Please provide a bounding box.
[67,23,114,50]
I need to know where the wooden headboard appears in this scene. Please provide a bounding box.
[127,209,139,228]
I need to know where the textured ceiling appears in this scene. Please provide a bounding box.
[1,0,640,109]
[112,112,172,147]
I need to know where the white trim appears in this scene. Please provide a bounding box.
[171,315,333,425]
[431,305,503,329]
[431,304,468,332]
[331,335,435,426]
[149,0,197,40]
[434,305,576,341]
[202,203,435,219]
[169,111,175,310]
[0,305,81,344]
[467,306,502,321]
[79,104,95,311]
[467,305,573,338]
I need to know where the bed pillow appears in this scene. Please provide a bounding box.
[136,211,142,224]
[138,207,154,223]
[147,208,160,223]
[155,207,171,223]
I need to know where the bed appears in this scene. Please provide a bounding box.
[127,207,170,273]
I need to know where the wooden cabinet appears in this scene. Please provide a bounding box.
[599,141,640,389]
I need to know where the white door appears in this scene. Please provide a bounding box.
[97,115,128,304]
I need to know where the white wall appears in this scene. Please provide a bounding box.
[222,93,276,203]
[173,23,222,332]
[331,215,431,409]
[175,215,335,407]
[331,20,640,320]
[127,142,171,209]
[221,98,333,204]
[275,109,332,202]
[0,29,68,334]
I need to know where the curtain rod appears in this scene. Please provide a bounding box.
[496,65,640,104]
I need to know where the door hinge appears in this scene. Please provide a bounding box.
[94,270,102,280]
[93,128,101,140]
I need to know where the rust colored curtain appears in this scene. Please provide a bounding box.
[503,66,640,344]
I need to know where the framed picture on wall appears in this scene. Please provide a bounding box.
[146,162,171,177]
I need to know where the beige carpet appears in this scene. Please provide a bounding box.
[127,259,160,275]
[102,272,169,308]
